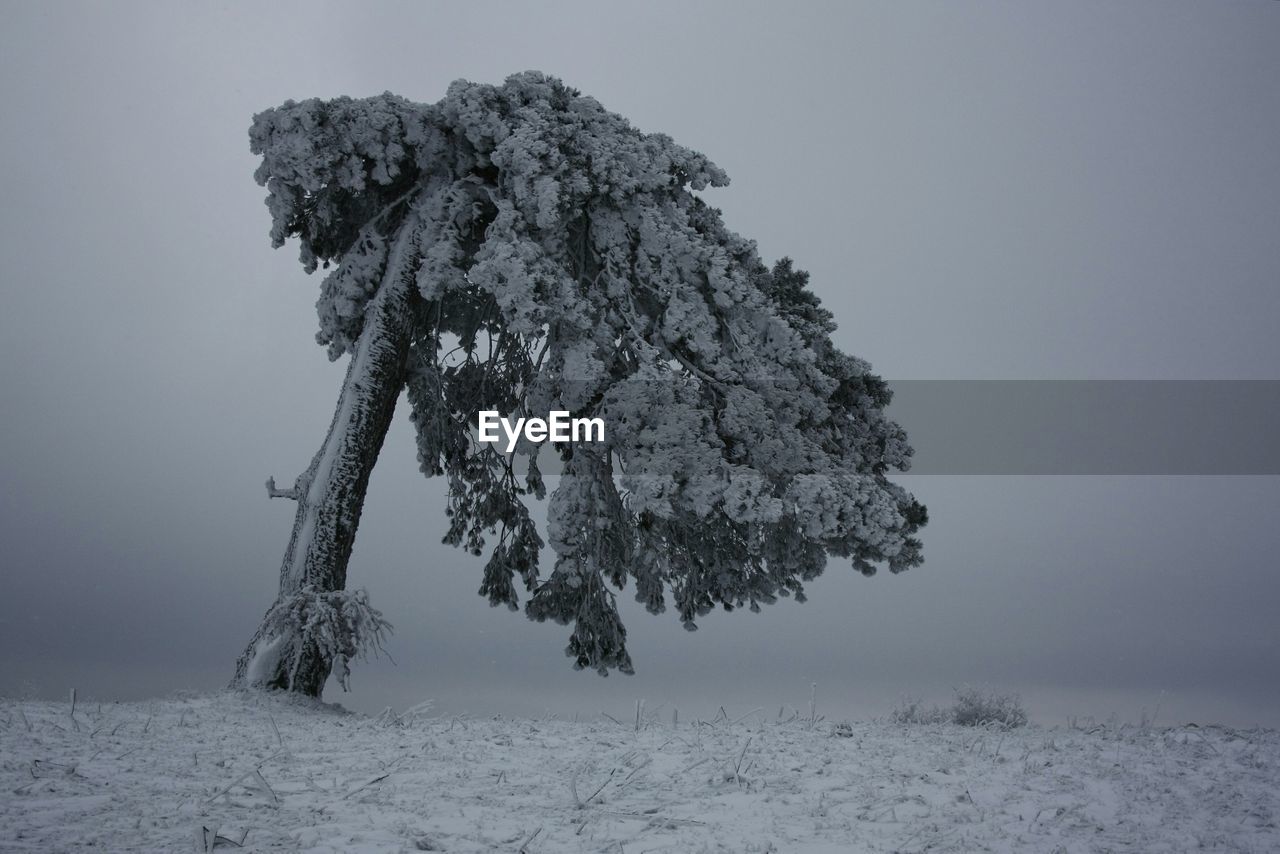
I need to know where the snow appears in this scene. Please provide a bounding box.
[242,634,286,688]
[2,692,1276,852]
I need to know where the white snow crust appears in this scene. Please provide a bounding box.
[2,692,1275,851]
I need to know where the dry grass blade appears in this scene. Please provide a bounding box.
[342,772,391,800]
[195,824,249,851]
[251,769,279,805]
[584,767,618,805]
[204,749,288,804]
[68,689,80,732]
[517,826,542,853]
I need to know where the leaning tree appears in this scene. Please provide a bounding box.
[232,72,926,697]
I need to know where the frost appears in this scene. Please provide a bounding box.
[256,587,393,692]
[10,693,1274,850]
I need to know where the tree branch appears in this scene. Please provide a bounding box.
[265,476,300,500]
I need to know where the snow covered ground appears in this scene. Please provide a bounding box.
[1,692,1276,852]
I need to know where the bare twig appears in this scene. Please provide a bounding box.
[343,772,390,800]
[68,688,80,732]
[517,826,542,853]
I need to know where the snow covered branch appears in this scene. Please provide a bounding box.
[264,476,299,500]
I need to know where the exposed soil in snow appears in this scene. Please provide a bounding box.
[1,692,1276,852]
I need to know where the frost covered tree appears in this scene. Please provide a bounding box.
[232,72,926,697]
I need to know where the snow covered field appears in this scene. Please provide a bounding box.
[2,692,1276,852]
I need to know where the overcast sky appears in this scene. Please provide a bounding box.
[2,1,1278,727]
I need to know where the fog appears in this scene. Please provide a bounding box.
[2,1,1277,727]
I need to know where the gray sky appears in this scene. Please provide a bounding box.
[2,1,1278,727]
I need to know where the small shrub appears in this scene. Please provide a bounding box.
[891,688,1028,728]
[891,697,950,726]
[950,686,1028,729]
[260,587,393,691]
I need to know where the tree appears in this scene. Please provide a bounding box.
[232,72,926,697]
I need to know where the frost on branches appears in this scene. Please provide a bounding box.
[234,72,926,696]
[245,588,392,693]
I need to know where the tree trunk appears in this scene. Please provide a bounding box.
[232,213,423,697]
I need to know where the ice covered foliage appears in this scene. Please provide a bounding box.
[249,72,926,676]
[250,588,392,692]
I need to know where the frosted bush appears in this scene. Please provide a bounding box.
[892,688,1028,728]
[950,687,1028,728]
[260,588,393,691]
[891,697,951,726]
